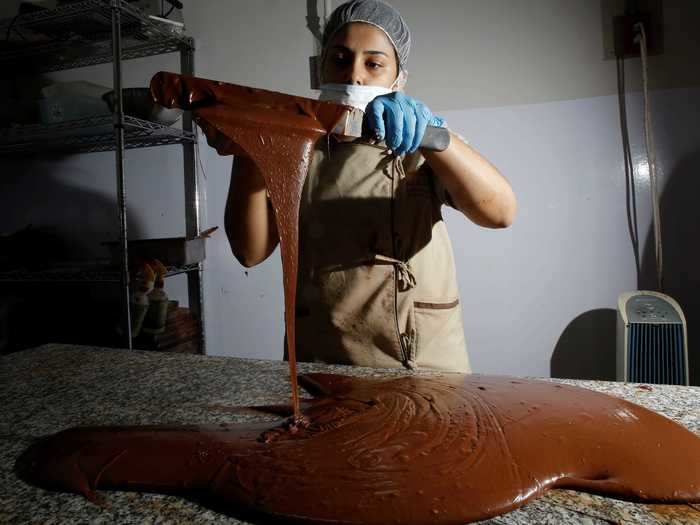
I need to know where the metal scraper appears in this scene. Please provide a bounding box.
[331,107,451,152]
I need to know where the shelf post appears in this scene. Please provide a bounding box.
[111,0,132,349]
[180,37,205,354]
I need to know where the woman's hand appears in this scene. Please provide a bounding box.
[365,92,445,156]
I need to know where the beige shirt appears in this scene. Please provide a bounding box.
[293,139,470,373]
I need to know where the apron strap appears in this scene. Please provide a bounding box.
[400,329,417,370]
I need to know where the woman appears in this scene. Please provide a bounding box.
[225,0,516,372]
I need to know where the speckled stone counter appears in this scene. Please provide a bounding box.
[1,343,699,524]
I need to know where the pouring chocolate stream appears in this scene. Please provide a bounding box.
[150,71,351,418]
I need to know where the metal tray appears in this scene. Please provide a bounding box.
[105,236,205,267]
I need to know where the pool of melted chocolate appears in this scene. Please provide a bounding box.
[15,73,700,524]
[16,373,700,524]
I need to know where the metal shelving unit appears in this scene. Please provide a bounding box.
[0,0,189,74]
[0,263,200,284]
[0,0,205,352]
[0,115,196,154]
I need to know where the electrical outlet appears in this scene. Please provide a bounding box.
[601,0,664,60]
[614,13,662,58]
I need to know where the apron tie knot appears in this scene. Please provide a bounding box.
[373,255,417,292]
[396,260,417,292]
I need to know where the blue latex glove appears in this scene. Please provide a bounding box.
[365,92,445,155]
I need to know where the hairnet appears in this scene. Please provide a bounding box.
[322,0,411,72]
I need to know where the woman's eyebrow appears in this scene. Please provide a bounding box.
[330,45,388,57]
[364,50,388,57]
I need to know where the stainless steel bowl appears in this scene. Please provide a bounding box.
[102,88,183,125]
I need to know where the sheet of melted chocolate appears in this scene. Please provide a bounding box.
[15,73,700,524]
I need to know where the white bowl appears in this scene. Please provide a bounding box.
[102,88,183,125]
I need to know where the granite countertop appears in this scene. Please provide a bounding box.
[1,343,699,524]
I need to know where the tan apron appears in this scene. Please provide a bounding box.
[293,139,470,373]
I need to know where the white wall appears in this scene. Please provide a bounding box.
[395,0,700,110]
[176,0,700,106]
[2,1,699,382]
[442,88,700,378]
[181,1,700,383]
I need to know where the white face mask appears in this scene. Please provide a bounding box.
[318,83,394,112]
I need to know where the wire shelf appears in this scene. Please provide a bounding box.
[0,115,196,155]
[0,0,204,350]
[0,263,200,283]
[0,0,192,73]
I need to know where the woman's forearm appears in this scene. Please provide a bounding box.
[422,133,516,228]
[225,156,279,267]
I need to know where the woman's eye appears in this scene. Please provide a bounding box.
[367,62,384,70]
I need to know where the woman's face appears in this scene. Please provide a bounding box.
[321,22,399,88]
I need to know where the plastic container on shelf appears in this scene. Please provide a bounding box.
[38,81,111,124]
